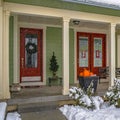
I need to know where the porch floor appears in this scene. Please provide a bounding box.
[11,85,62,99]
[11,81,109,99]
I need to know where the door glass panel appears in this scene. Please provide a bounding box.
[25,34,38,68]
[79,37,88,67]
[94,38,102,67]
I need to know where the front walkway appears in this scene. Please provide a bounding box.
[21,109,66,120]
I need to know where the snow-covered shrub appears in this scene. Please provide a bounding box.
[104,78,120,107]
[69,81,103,109]
[69,87,84,105]
[85,80,95,97]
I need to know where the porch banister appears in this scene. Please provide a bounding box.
[62,17,70,95]
[3,10,10,99]
[109,22,116,86]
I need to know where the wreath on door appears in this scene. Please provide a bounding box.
[25,42,37,54]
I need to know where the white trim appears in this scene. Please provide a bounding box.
[75,26,108,34]
[16,22,46,86]
[21,76,41,82]
[4,2,120,24]
[0,7,3,99]
[13,15,19,84]
[20,81,45,86]
[18,22,62,28]
[43,27,46,85]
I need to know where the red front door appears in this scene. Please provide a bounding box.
[20,28,43,82]
[77,32,106,76]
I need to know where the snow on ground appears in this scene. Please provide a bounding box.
[0,102,21,120]
[59,104,120,120]
[0,102,7,120]
[6,112,21,120]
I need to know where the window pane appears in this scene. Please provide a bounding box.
[79,37,88,67]
[25,34,38,68]
[94,38,102,67]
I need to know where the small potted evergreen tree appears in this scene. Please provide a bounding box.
[49,52,59,78]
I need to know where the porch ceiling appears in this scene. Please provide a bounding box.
[18,15,108,30]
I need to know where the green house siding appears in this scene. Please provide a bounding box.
[46,27,62,85]
[9,16,14,85]
[69,29,74,84]
[4,0,120,17]
[46,27,74,85]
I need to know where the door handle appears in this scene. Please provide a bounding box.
[21,58,24,68]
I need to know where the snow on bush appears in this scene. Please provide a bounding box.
[69,81,103,110]
[104,78,120,107]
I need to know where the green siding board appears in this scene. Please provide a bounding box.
[69,29,74,84]
[46,27,62,85]
[46,27,74,85]
[9,16,14,85]
[4,0,120,17]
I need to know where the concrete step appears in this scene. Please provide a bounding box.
[18,101,59,113]
[7,95,70,105]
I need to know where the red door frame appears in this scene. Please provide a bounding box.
[20,28,43,82]
[77,32,106,77]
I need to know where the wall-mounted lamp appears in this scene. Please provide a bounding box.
[73,20,80,25]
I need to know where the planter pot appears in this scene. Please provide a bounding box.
[78,76,99,92]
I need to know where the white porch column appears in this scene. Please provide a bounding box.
[3,10,10,98]
[62,17,70,95]
[109,23,116,86]
[0,6,3,98]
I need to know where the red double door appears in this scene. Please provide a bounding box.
[20,28,43,82]
[77,32,106,76]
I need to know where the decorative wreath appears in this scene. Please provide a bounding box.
[25,42,37,54]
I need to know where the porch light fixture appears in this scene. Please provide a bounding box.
[73,20,80,25]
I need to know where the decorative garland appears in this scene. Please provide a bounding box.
[25,42,37,54]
